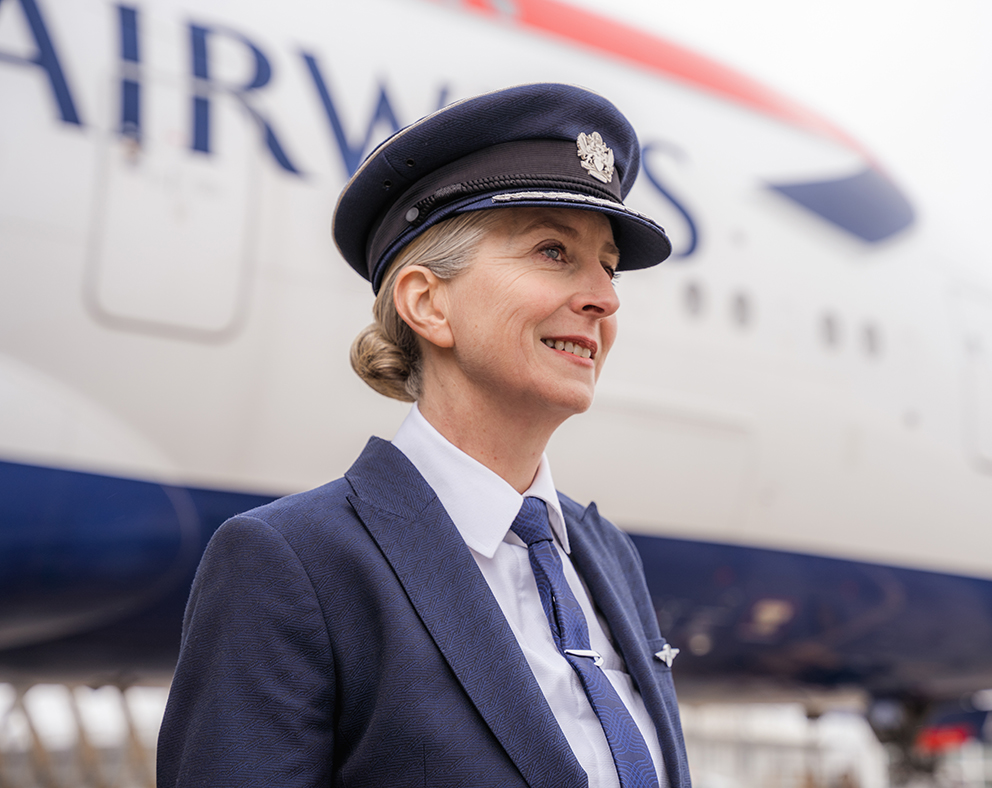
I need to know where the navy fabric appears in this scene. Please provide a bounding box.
[512,497,660,788]
[332,83,672,292]
[157,438,691,788]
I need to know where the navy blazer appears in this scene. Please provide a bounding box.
[158,437,691,788]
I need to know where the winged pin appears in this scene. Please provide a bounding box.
[655,643,680,668]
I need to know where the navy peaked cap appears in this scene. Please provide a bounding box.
[332,83,672,293]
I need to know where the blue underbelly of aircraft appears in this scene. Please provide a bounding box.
[0,459,278,680]
[630,534,992,700]
[2,459,991,700]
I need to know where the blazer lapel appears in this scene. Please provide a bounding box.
[345,438,586,788]
[566,502,691,788]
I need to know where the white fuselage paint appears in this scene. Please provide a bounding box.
[1,0,990,581]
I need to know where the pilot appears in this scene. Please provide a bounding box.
[157,83,691,788]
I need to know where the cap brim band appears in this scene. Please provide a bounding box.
[371,189,672,293]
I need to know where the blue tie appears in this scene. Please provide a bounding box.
[511,497,660,788]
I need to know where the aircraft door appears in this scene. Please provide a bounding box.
[85,12,261,341]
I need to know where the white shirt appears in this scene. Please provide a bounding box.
[393,404,666,788]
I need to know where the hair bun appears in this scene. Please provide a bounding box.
[350,324,417,402]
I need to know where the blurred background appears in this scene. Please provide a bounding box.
[570,0,992,245]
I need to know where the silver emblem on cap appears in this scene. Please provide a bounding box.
[576,132,615,184]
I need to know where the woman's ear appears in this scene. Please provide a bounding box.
[393,266,455,349]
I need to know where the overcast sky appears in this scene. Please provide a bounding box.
[566,0,992,258]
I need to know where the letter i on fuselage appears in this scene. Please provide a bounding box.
[117,5,141,142]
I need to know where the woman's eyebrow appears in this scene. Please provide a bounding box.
[519,218,579,238]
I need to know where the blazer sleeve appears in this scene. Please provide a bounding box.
[157,515,335,788]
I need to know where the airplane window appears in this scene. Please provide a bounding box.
[731,292,752,329]
[683,281,704,317]
[862,323,882,358]
[820,313,841,348]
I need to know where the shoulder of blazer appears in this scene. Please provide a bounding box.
[217,437,428,537]
[237,475,354,523]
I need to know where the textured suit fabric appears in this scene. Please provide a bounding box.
[157,437,691,788]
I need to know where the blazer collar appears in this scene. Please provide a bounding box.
[567,500,691,788]
[345,437,586,788]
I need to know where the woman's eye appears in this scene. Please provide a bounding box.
[541,245,564,261]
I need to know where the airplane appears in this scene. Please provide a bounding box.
[2,0,992,771]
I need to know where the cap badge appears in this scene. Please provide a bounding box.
[576,132,615,184]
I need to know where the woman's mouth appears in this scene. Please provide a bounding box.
[541,338,595,360]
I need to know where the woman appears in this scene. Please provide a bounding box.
[158,83,690,788]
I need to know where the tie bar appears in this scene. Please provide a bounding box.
[564,648,605,667]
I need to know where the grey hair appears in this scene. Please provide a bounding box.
[350,210,509,401]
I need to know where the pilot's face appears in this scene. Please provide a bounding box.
[436,207,620,422]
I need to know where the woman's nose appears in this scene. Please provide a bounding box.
[576,268,621,318]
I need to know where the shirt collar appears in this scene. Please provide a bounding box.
[391,404,569,559]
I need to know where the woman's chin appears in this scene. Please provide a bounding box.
[536,383,598,420]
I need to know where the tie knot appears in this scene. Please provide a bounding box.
[510,497,554,546]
